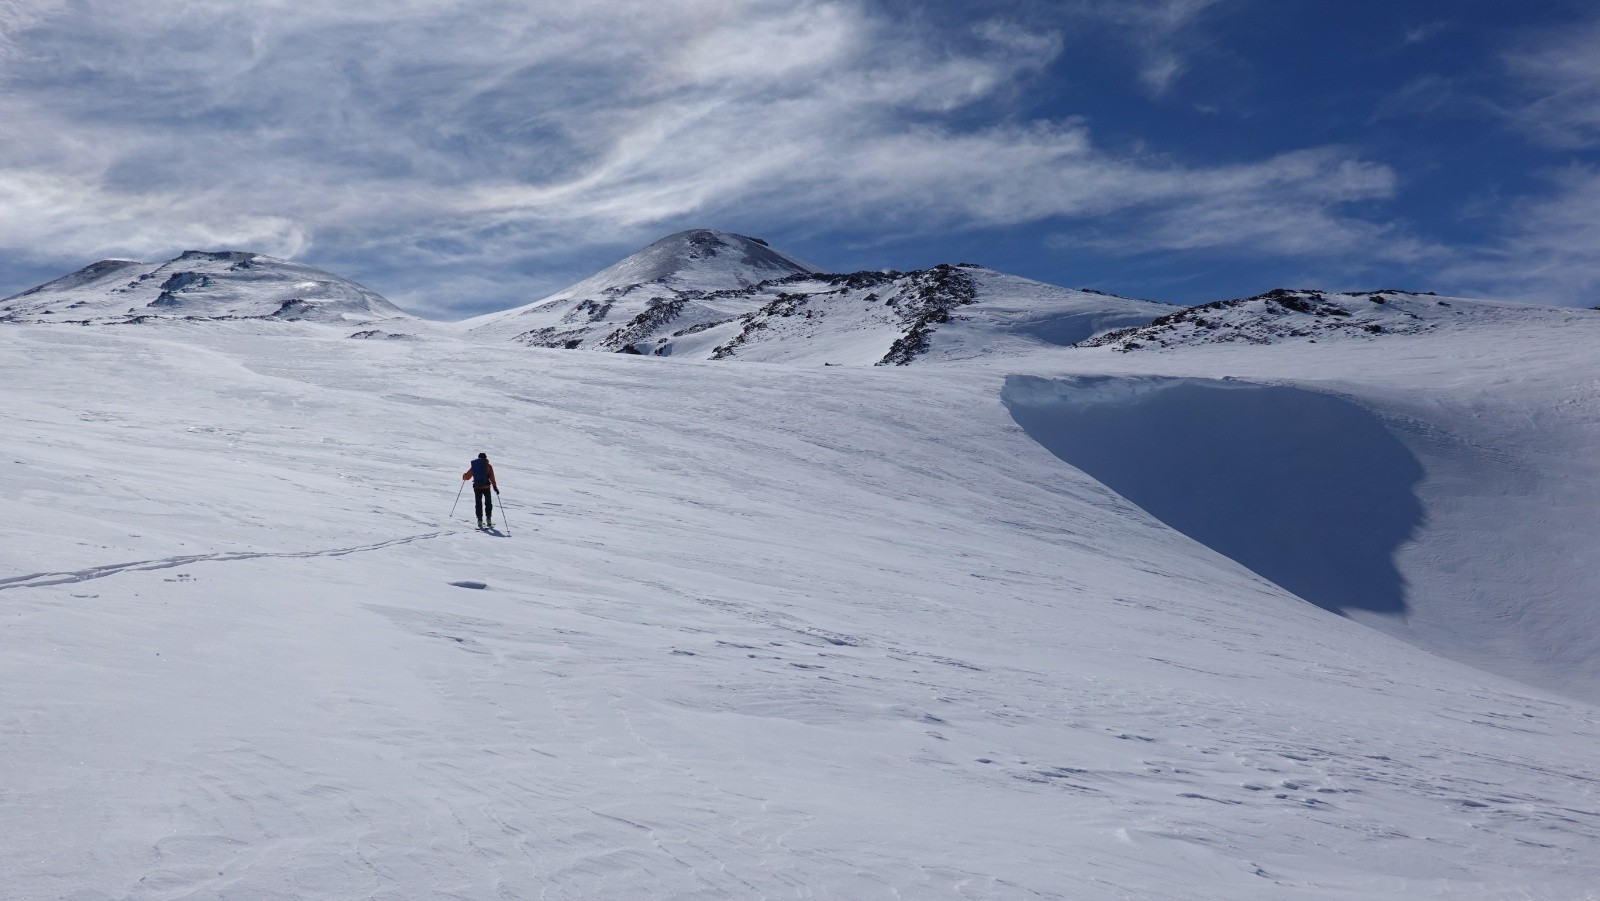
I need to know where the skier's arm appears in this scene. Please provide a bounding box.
[462,469,472,481]
[488,464,499,491]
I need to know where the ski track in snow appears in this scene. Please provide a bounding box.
[0,531,452,592]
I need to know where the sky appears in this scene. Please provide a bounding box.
[1,0,1597,319]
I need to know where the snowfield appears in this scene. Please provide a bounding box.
[3,248,1600,898]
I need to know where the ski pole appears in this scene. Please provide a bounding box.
[450,478,466,518]
[495,488,510,534]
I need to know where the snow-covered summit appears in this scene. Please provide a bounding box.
[0,251,411,325]
[467,231,1169,363]
[463,229,816,346]
[1081,287,1593,351]
[566,228,819,296]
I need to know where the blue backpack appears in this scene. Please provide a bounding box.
[470,457,490,486]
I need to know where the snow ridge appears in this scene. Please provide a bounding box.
[704,264,982,365]
[1082,288,1472,351]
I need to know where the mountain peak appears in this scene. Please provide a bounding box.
[570,229,818,297]
[1,251,410,324]
[467,229,1170,362]
[463,229,820,342]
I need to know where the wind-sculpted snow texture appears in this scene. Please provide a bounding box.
[465,230,1170,364]
[4,298,1600,898]
[0,250,411,325]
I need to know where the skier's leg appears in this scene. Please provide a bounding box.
[474,488,485,522]
[485,490,494,525]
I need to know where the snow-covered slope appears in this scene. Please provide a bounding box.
[0,250,412,325]
[468,229,1169,365]
[3,305,1600,897]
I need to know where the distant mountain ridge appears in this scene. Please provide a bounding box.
[16,233,1584,368]
[0,251,410,325]
[465,229,1171,365]
[1080,287,1592,352]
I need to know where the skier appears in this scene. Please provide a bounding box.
[462,452,499,529]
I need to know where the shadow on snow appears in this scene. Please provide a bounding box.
[1003,375,1425,616]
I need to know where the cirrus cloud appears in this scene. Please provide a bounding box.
[0,0,1415,316]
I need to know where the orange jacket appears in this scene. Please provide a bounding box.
[463,462,497,489]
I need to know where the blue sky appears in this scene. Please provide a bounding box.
[1,0,1596,318]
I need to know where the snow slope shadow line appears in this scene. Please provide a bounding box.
[1002,375,1425,616]
[0,531,452,592]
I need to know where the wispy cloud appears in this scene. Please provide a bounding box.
[1504,19,1600,149]
[1056,0,1228,95]
[1424,18,1600,305]
[1443,167,1600,305]
[1400,21,1450,47]
[0,0,1410,316]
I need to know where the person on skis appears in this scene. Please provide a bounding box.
[463,452,499,529]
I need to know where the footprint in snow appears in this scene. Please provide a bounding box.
[449,580,488,590]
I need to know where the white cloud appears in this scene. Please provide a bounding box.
[0,0,1408,316]
[0,168,309,261]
